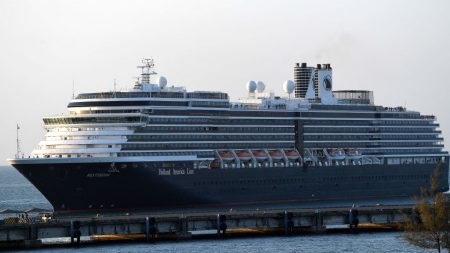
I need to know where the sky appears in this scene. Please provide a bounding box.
[0,0,449,165]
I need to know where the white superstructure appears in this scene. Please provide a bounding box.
[23,60,445,170]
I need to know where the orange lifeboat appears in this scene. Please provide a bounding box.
[327,148,336,156]
[210,160,220,169]
[327,148,345,159]
[337,149,345,156]
[252,150,268,160]
[218,151,235,161]
[236,150,252,161]
[285,150,300,159]
[269,150,284,160]
[344,148,354,154]
[346,148,361,157]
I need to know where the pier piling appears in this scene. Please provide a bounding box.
[70,220,81,245]
[216,214,227,238]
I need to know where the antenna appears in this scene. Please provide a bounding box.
[16,124,22,158]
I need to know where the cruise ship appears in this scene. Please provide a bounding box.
[8,59,449,213]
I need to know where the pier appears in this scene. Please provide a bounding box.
[0,204,412,249]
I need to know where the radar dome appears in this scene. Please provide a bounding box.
[157,76,168,89]
[256,81,265,93]
[246,80,257,93]
[283,80,295,94]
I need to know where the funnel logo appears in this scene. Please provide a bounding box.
[323,76,332,91]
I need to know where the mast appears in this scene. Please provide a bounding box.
[113,78,117,98]
[16,124,22,158]
[137,58,157,85]
[72,80,75,99]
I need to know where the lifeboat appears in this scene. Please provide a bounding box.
[346,148,361,157]
[218,151,235,161]
[327,148,336,156]
[344,148,354,154]
[252,150,268,160]
[210,160,220,169]
[269,150,284,160]
[236,150,252,161]
[285,150,300,159]
[327,148,345,159]
[336,149,345,156]
[328,148,344,155]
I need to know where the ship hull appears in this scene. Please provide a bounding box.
[11,160,449,213]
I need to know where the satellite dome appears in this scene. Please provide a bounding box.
[157,76,168,89]
[256,81,265,93]
[246,80,257,93]
[283,80,295,94]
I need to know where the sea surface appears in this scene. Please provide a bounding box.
[0,165,435,253]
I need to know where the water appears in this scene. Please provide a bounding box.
[0,166,435,252]
[6,234,437,253]
[0,166,51,212]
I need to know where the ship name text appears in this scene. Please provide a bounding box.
[158,168,195,176]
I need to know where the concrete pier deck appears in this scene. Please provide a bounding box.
[0,204,412,249]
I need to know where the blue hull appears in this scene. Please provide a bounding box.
[11,160,449,213]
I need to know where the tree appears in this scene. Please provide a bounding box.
[404,163,450,253]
